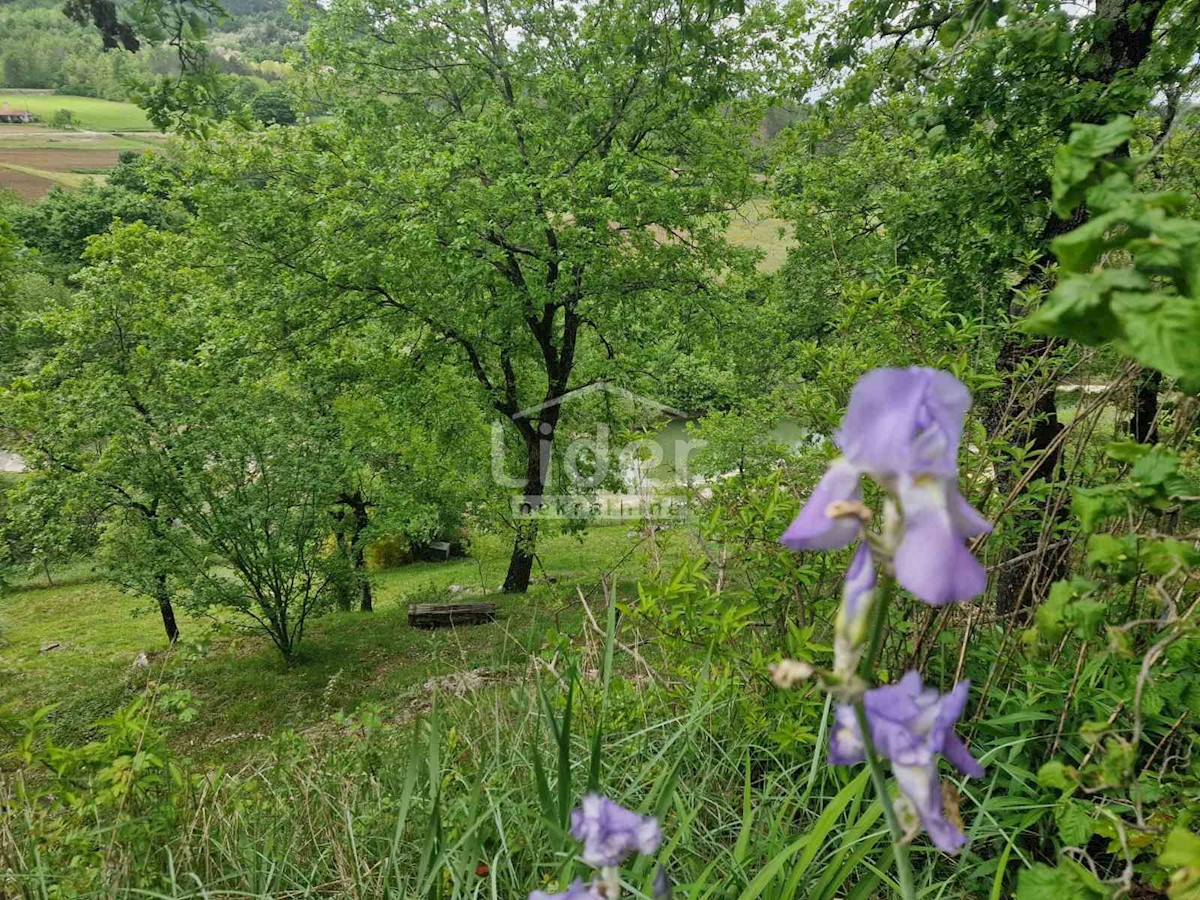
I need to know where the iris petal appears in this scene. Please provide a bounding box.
[780,459,862,551]
[828,705,866,765]
[894,477,987,605]
[836,367,971,479]
[892,763,968,853]
[570,795,661,868]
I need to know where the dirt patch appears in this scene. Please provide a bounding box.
[0,166,57,200]
[0,148,122,172]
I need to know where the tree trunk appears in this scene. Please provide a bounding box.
[348,490,373,612]
[502,519,539,593]
[333,490,374,611]
[155,572,180,643]
[502,426,551,593]
[332,510,354,612]
[988,341,1070,616]
[1129,367,1162,444]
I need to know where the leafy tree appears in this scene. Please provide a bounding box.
[0,469,98,588]
[62,0,224,52]
[274,331,487,612]
[49,109,76,129]
[5,214,481,651]
[249,88,295,125]
[0,224,207,641]
[156,382,349,658]
[175,0,774,591]
[0,219,19,375]
[7,182,173,277]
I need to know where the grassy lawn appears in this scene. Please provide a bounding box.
[0,524,690,760]
[0,95,153,132]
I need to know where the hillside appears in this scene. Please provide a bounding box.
[0,0,302,100]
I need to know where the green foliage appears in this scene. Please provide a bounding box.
[48,108,75,129]
[0,0,302,125]
[249,86,295,125]
[3,0,1200,894]
[1017,859,1112,899]
[1160,828,1200,899]
[164,0,777,590]
[1027,118,1200,390]
[0,217,19,376]
[5,179,173,275]
[3,695,186,894]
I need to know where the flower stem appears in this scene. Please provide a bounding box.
[856,572,917,900]
[853,701,917,900]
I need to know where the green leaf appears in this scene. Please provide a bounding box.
[1051,117,1134,217]
[1160,828,1200,870]
[1065,597,1107,638]
[1143,539,1200,576]
[1037,760,1076,791]
[1130,449,1181,487]
[1112,293,1200,385]
[1024,270,1144,341]
[1086,533,1130,568]
[937,17,963,47]
[1104,441,1150,463]
[1017,861,1111,900]
[1160,829,1200,900]
[1096,738,1135,787]
[1054,799,1095,846]
[1072,486,1127,532]
[1052,213,1122,273]
[1071,116,1136,160]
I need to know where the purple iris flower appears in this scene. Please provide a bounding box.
[530,879,601,900]
[829,672,985,852]
[781,367,991,606]
[570,794,662,868]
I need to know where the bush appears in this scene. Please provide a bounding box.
[49,108,75,129]
[250,89,296,126]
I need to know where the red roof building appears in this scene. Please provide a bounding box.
[0,105,36,123]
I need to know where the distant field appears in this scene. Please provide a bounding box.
[0,161,100,192]
[0,130,162,151]
[0,148,120,171]
[0,94,153,131]
[0,157,110,199]
[0,128,153,199]
[728,197,792,272]
[0,166,54,200]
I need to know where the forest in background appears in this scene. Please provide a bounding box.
[0,0,301,117]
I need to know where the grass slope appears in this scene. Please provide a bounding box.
[0,161,101,188]
[0,131,164,151]
[0,95,153,132]
[0,525,686,760]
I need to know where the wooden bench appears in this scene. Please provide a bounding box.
[408,601,497,629]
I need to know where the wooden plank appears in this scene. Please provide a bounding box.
[408,601,497,629]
